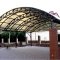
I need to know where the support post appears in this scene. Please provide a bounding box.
[38,36,41,45]
[2,38,4,43]
[26,37,27,45]
[8,32,10,44]
[8,38,10,44]
[30,32,32,46]
[49,28,58,60]
[16,38,18,44]
[1,38,4,47]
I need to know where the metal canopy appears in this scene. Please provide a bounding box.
[0,7,60,32]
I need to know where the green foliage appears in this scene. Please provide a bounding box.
[17,31,26,37]
[1,31,9,39]
[0,31,26,42]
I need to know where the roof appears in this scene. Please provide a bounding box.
[0,7,60,32]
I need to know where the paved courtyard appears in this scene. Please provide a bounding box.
[0,46,50,60]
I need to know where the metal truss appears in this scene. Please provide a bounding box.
[0,7,60,32]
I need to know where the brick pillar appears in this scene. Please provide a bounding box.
[49,28,58,60]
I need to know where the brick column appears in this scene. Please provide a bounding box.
[49,28,58,60]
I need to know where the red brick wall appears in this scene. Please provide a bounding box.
[49,28,58,60]
[58,47,60,59]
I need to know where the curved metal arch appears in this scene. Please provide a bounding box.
[5,16,37,30]
[0,7,60,32]
[0,7,54,22]
[0,13,35,30]
[0,7,39,19]
[15,18,39,31]
[11,16,37,31]
[0,9,39,26]
[15,17,51,32]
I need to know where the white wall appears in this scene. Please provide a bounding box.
[26,31,49,41]
[26,30,60,41]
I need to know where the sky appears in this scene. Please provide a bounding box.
[0,0,60,18]
[0,0,60,41]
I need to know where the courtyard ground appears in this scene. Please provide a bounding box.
[0,46,50,60]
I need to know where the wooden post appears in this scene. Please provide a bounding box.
[49,28,58,60]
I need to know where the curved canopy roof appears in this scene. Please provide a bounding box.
[0,7,60,32]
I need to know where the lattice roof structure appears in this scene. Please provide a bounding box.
[0,7,60,32]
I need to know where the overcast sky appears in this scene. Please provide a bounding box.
[0,0,60,17]
[0,0,60,40]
